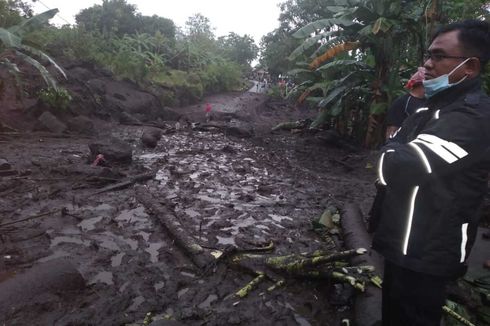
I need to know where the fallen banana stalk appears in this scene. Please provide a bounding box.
[267,279,285,292]
[265,248,367,274]
[442,305,476,326]
[340,265,375,274]
[331,271,366,292]
[236,272,266,298]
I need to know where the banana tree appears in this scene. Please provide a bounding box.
[289,0,426,147]
[0,8,66,89]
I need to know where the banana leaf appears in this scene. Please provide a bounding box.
[293,18,358,39]
[289,31,337,60]
[14,50,58,89]
[318,85,347,108]
[286,68,313,76]
[20,44,67,79]
[0,28,21,47]
[372,17,395,35]
[309,36,348,58]
[8,9,59,37]
[316,59,368,72]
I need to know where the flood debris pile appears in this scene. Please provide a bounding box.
[0,111,380,325]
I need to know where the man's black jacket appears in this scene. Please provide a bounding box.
[372,77,490,278]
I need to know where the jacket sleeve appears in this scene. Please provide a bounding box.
[378,107,490,187]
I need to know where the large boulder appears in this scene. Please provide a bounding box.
[86,78,161,117]
[224,119,254,138]
[89,138,133,164]
[37,111,67,134]
[0,258,85,321]
[141,127,163,148]
[66,116,95,135]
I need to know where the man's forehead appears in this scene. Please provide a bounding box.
[429,30,462,53]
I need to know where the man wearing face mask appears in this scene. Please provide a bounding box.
[372,20,490,326]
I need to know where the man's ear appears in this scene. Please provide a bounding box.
[465,57,481,77]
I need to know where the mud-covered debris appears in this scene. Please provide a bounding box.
[271,119,311,132]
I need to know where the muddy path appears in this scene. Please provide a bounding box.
[0,90,377,325]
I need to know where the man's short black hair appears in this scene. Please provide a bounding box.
[432,19,490,70]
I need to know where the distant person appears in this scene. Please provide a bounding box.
[205,103,212,122]
[385,67,426,140]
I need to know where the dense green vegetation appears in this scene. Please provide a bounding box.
[260,0,489,146]
[1,0,488,143]
[0,0,259,107]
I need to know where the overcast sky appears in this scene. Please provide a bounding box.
[31,0,284,44]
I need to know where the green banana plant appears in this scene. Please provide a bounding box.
[0,8,66,90]
[288,0,427,147]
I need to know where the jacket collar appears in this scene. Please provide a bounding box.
[426,77,482,109]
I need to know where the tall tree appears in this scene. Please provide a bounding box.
[0,0,32,27]
[218,32,258,66]
[75,0,140,37]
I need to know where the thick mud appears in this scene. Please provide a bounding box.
[0,91,392,325]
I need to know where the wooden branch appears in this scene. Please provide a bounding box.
[0,209,59,228]
[86,171,155,198]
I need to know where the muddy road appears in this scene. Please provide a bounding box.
[0,91,378,325]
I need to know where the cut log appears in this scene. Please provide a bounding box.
[135,187,213,268]
[341,203,383,326]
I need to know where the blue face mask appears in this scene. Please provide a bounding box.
[423,58,470,98]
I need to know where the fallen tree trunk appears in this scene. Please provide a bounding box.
[341,203,383,326]
[135,187,213,268]
[0,258,85,320]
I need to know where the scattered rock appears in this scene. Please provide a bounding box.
[37,111,67,134]
[0,159,11,171]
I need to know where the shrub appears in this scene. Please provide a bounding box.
[39,87,72,110]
